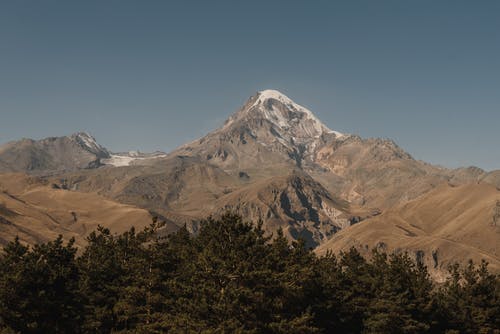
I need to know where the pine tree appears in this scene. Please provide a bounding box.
[437,260,500,333]
[0,236,81,333]
[78,226,124,333]
[363,252,433,333]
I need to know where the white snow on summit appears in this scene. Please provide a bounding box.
[251,90,344,138]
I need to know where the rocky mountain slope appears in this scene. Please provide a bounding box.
[0,132,110,174]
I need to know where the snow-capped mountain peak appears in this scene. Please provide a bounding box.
[227,89,344,140]
[252,89,299,107]
[65,132,167,167]
[71,132,100,151]
[70,132,110,157]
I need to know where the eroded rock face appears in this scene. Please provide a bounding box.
[210,172,353,248]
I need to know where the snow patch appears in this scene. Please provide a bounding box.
[103,155,137,167]
[102,152,168,167]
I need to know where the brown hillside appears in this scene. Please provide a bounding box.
[316,183,500,280]
[0,174,169,248]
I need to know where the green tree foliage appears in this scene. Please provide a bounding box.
[0,236,81,333]
[436,260,500,334]
[0,213,498,333]
[363,251,435,333]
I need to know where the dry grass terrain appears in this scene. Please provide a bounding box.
[316,183,500,279]
[0,174,162,248]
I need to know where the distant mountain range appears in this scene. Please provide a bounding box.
[1,89,498,279]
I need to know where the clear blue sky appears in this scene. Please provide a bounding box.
[1,1,499,170]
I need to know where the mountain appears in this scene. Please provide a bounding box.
[174,89,343,171]
[0,132,110,174]
[0,132,170,173]
[0,89,498,274]
[173,90,485,208]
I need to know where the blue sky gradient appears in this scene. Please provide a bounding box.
[1,1,499,170]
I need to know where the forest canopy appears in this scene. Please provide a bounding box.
[0,213,498,333]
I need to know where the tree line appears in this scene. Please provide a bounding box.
[0,213,498,333]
